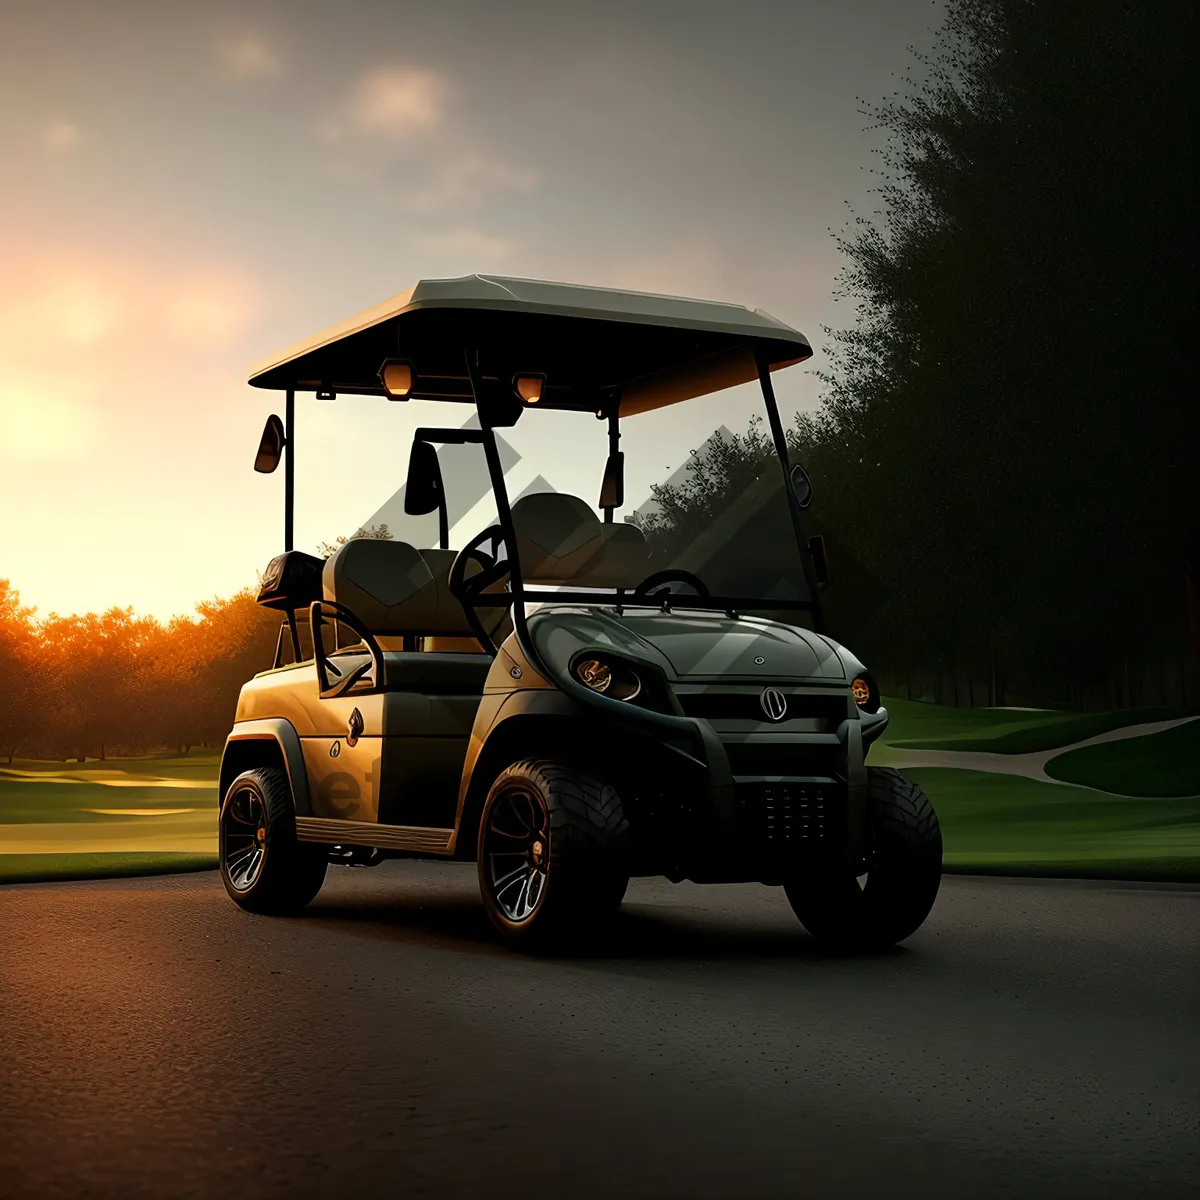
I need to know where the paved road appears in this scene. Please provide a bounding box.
[1,867,1196,1199]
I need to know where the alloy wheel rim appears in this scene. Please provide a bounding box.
[222,788,268,891]
[485,787,550,923]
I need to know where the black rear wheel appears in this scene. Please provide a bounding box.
[478,760,629,951]
[220,768,327,914]
[785,767,942,950]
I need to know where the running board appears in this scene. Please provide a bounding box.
[295,817,454,855]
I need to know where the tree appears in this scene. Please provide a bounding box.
[316,523,392,558]
[0,581,39,761]
[803,0,1198,707]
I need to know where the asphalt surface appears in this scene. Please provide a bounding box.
[1,867,1196,1199]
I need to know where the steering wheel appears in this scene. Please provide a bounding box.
[448,525,512,652]
[631,569,710,601]
[447,525,510,602]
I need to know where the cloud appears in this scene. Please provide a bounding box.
[43,122,80,154]
[218,35,280,80]
[317,66,537,218]
[409,227,515,264]
[345,66,447,138]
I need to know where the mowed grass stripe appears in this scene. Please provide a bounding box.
[904,767,1200,881]
[1044,718,1200,797]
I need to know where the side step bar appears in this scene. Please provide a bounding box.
[295,816,453,855]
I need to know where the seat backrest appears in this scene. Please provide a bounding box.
[416,547,510,651]
[510,492,605,582]
[575,521,649,588]
[322,539,475,637]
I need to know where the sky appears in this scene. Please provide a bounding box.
[0,0,944,622]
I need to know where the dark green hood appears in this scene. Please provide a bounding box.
[528,606,848,682]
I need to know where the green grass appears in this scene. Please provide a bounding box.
[1045,718,1200,797]
[0,852,217,885]
[3,732,1198,887]
[905,767,1200,881]
[882,698,1185,754]
[0,755,218,873]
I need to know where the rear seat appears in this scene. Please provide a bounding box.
[322,539,494,682]
[338,499,650,661]
[417,547,511,653]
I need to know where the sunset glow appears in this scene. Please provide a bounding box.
[0,0,941,622]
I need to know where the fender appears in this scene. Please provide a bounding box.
[219,718,313,816]
[450,688,709,858]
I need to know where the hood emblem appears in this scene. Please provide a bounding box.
[760,687,788,722]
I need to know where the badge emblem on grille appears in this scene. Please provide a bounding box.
[760,687,788,722]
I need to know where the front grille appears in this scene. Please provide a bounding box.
[678,690,848,726]
[724,740,837,777]
[737,779,841,849]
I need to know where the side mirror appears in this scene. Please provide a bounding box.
[789,462,814,509]
[808,535,829,588]
[404,440,444,515]
[254,414,286,474]
[599,451,624,510]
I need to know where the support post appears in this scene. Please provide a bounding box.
[755,352,824,631]
[284,388,295,552]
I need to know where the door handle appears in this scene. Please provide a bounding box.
[346,707,364,747]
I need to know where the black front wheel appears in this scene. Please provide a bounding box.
[220,768,327,914]
[785,767,942,950]
[478,760,630,951]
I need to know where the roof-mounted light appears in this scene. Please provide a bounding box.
[513,373,545,405]
[379,359,414,400]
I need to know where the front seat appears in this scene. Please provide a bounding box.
[509,492,605,582]
[579,521,649,588]
[510,491,648,587]
[417,547,511,653]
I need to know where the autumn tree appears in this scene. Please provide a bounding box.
[0,581,39,762]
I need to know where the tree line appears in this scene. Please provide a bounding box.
[0,580,281,762]
[640,0,1198,711]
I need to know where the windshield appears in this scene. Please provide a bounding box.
[315,381,813,613]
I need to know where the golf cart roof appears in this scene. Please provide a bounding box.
[248,274,812,417]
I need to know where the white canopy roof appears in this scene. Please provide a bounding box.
[248,274,812,417]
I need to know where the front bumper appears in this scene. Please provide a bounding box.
[624,690,882,883]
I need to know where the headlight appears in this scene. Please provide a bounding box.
[851,673,880,713]
[573,654,642,702]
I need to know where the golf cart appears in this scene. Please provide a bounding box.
[218,274,942,950]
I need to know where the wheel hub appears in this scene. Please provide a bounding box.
[485,788,551,923]
[221,788,269,893]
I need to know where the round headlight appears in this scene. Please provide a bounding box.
[576,658,612,693]
[573,654,642,702]
[851,674,880,713]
